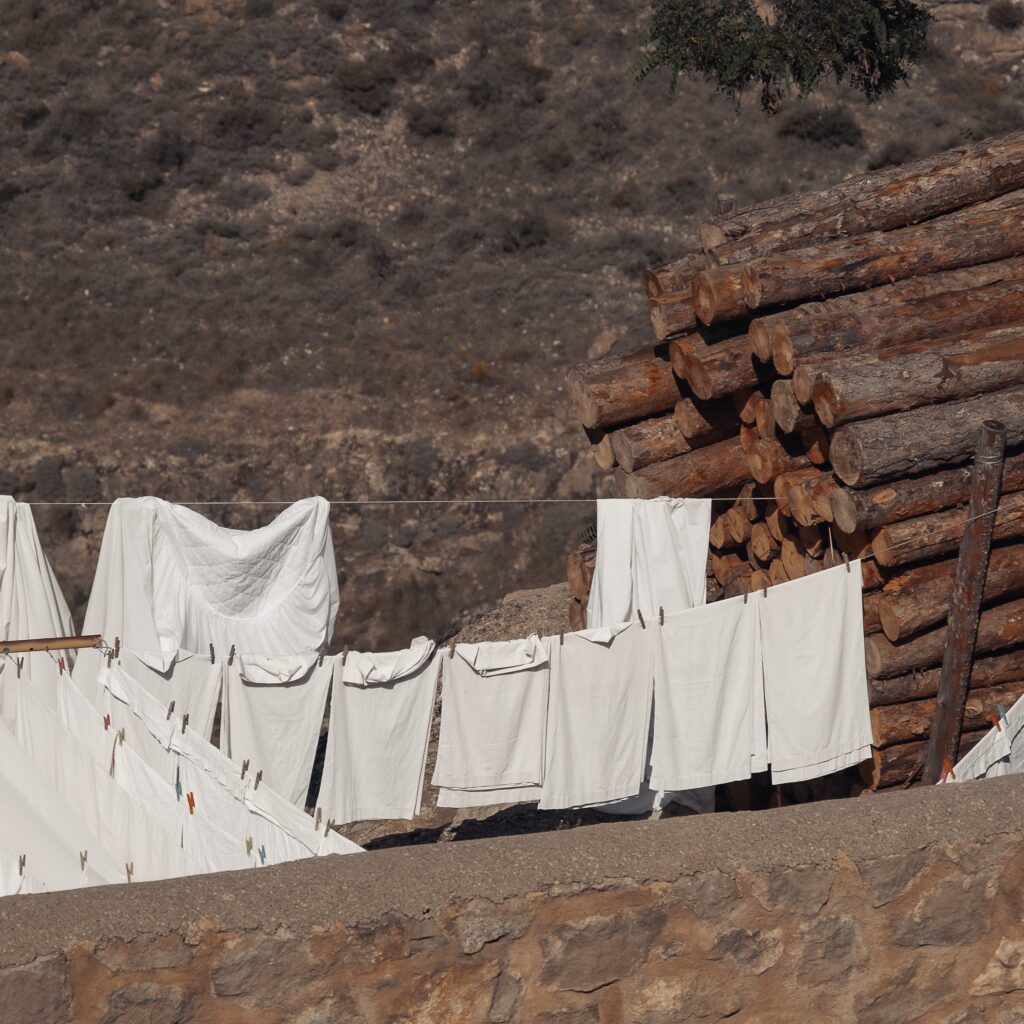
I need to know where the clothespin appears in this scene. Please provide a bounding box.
[314,807,322,831]
[258,845,266,865]
[941,757,956,782]
[762,586,768,598]
[58,656,65,676]
[113,637,121,660]
[559,632,564,646]
[125,862,134,883]
[254,769,263,790]
[175,766,182,800]
[106,646,114,668]
[18,854,25,877]
[842,553,851,573]
[103,713,111,731]
[245,836,253,856]
[181,713,189,734]
[448,639,455,659]
[79,851,87,872]
[209,643,215,664]
[999,703,1010,730]
[166,700,175,721]
[637,609,646,630]
[743,591,749,604]
[342,646,349,666]
[186,792,196,815]
[241,758,249,780]
[228,644,235,666]
[326,818,336,832]
[659,606,664,626]
[15,657,22,679]
[989,712,1002,732]
[117,727,126,746]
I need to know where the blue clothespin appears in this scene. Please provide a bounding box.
[258,845,267,865]
[999,703,1010,730]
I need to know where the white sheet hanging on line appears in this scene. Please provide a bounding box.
[0,496,76,729]
[221,654,332,808]
[82,497,339,673]
[0,846,46,896]
[539,623,655,809]
[758,562,873,784]
[940,694,1024,784]
[587,497,711,629]
[433,636,549,807]
[318,639,440,825]
[649,595,761,791]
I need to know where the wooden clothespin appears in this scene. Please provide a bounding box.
[559,632,564,646]
[342,646,349,666]
[113,637,121,659]
[175,766,182,800]
[326,818,336,833]
[241,758,249,780]
[317,647,324,668]
[209,643,215,664]
[181,713,189,734]
[254,769,263,790]
[106,646,114,668]
[166,700,175,721]
[762,585,768,598]
[18,854,25,877]
[637,609,646,630]
[186,792,196,815]
[743,591,749,604]
[314,807,322,831]
[58,656,65,676]
[117,727,126,746]
[125,862,134,883]
[79,851,87,872]
[228,644,236,666]
[15,657,22,679]
[659,607,664,626]
[842,553,851,573]
[245,836,253,856]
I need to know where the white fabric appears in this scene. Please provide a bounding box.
[433,637,548,798]
[221,656,333,808]
[587,497,711,629]
[0,846,46,896]
[119,650,223,741]
[942,694,1024,784]
[83,497,338,672]
[0,497,75,728]
[649,596,760,790]
[539,624,654,809]
[758,563,873,784]
[319,645,440,825]
[0,717,121,891]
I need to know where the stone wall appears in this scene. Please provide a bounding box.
[4,777,1024,1023]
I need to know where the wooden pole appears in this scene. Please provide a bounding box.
[922,420,1007,783]
[0,634,103,654]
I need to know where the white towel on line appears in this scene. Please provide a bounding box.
[82,497,338,673]
[649,595,760,791]
[433,636,549,802]
[318,640,440,825]
[221,654,332,808]
[758,563,873,784]
[539,623,654,809]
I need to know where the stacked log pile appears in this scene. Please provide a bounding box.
[567,130,1024,793]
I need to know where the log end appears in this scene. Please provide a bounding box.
[877,598,903,644]
[691,271,718,327]
[771,379,802,435]
[566,365,601,430]
[871,528,897,568]
[748,319,773,362]
[828,427,863,487]
[811,376,838,429]
[592,433,616,471]
[830,488,859,534]
[864,635,887,678]
[643,266,663,299]
[742,263,762,310]
[771,326,795,377]
[681,350,714,402]
[698,222,727,253]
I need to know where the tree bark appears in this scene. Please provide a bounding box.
[643,251,706,299]
[702,130,1024,265]
[750,256,1024,376]
[692,267,751,325]
[673,396,738,447]
[872,490,1024,568]
[567,346,681,430]
[831,452,1024,533]
[709,510,732,550]
[868,648,1024,705]
[770,379,815,434]
[790,475,838,527]
[870,729,987,789]
[773,466,821,517]
[725,505,754,545]
[745,436,813,485]
[872,679,1024,748]
[742,189,1024,312]
[567,544,596,601]
[649,291,698,341]
[680,336,763,401]
[864,596,1024,678]
[812,326,1024,429]
[829,387,1024,488]
[711,551,751,585]
[617,437,753,498]
[750,520,781,562]
[610,414,690,473]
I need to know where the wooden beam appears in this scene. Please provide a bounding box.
[0,635,103,654]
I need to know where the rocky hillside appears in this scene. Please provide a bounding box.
[3,0,1024,648]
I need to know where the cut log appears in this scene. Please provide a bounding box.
[743,189,1024,311]
[680,336,761,401]
[878,542,1024,641]
[711,551,751,586]
[753,256,1024,376]
[780,535,809,579]
[773,467,821,516]
[789,475,828,527]
[643,251,706,299]
[868,647,1024,705]
[831,452,1024,533]
[765,503,789,543]
[812,324,1024,428]
[618,437,753,498]
[750,521,781,563]
[723,573,754,599]
[870,729,987,789]
[864,590,884,635]
[873,491,1024,568]
[568,346,682,430]
[704,130,1024,265]
[865,596,1024,678]
[648,291,698,341]
[592,433,616,471]
[769,559,790,585]
[835,528,871,560]
[830,387,1024,488]
[770,379,815,434]
[610,415,689,473]
[567,544,596,601]
[725,506,754,545]
[745,436,813,485]
[709,510,732,550]
[812,477,840,524]
[673,397,738,448]
[798,524,825,558]
[734,482,760,521]
[801,425,829,466]
[692,267,751,325]
[871,678,1024,748]
[568,596,587,632]
[750,569,772,591]
[735,389,767,427]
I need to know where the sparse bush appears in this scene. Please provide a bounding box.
[334,59,396,116]
[988,1,1024,30]
[245,0,275,17]
[778,105,863,147]
[406,100,455,138]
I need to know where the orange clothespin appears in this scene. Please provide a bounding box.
[186,792,196,815]
[989,712,1003,732]
[940,757,956,782]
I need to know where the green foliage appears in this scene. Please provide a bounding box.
[640,0,933,113]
